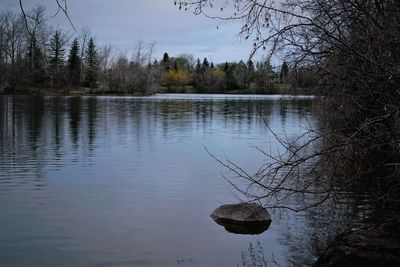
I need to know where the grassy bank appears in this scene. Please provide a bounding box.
[1,84,315,96]
[156,84,314,95]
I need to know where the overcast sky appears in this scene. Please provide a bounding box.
[1,0,264,63]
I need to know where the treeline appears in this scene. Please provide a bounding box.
[0,7,155,95]
[0,6,315,95]
[160,55,315,94]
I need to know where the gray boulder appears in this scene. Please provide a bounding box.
[210,203,271,234]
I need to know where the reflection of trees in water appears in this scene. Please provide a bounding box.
[51,97,65,158]
[270,172,381,266]
[87,97,97,147]
[239,241,280,267]
[0,97,314,155]
[68,97,81,146]
[0,96,313,189]
[0,97,48,189]
[1,96,393,264]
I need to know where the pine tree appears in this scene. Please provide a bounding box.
[237,60,248,90]
[247,60,255,74]
[49,30,66,88]
[280,61,289,83]
[49,30,65,73]
[195,58,201,73]
[247,60,255,88]
[162,52,170,71]
[83,38,99,88]
[27,33,45,86]
[162,52,170,64]
[67,38,81,88]
[202,58,209,69]
[223,62,229,72]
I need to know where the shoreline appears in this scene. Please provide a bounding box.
[0,90,315,97]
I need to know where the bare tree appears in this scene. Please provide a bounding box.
[79,26,91,62]
[0,13,6,89]
[98,43,115,91]
[147,41,156,66]
[1,11,25,92]
[19,0,75,34]
[132,40,146,67]
[176,0,400,221]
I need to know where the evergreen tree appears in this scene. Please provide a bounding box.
[202,58,209,69]
[173,61,179,72]
[246,60,255,88]
[49,30,66,88]
[162,52,170,71]
[280,61,289,83]
[255,60,274,91]
[223,62,229,72]
[49,30,65,73]
[237,60,248,90]
[27,33,45,86]
[67,38,81,88]
[83,38,99,88]
[247,60,255,74]
[195,58,201,73]
[162,52,170,64]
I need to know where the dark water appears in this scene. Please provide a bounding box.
[0,94,319,267]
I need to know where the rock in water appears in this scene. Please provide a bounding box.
[210,203,271,235]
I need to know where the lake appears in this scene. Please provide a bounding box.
[0,94,321,267]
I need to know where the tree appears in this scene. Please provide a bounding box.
[163,70,191,92]
[220,62,249,91]
[67,38,81,89]
[162,52,170,64]
[2,11,24,92]
[237,60,248,91]
[0,15,5,89]
[254,60,275,93]
[209,68,226,92]
[24,6,48,88]
[83,37,99,88]
[49,30,66,89]
[109,53,130,92]
[173,61,179,72]
[19,0,75,34]
[27,32,46,87]
[202,57,209,69]
[195,58,201,73]
[78,27,91,62]
[175,0,400,222]
[246,60,255,83]
[132,40,147,67]
[49,30,65,72]
[169,55,193,72]
[280,61,288,84]
[107,43,156,95]
[162,52,170,71]
[98,44,114,91]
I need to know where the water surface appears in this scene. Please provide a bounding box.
[0,94,317,266]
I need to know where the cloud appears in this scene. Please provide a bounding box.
[1,0,259,63]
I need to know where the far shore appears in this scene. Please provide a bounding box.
[0,86,314,97]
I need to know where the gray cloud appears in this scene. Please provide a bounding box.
[1,0,260,63]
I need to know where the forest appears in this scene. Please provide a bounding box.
[0,6,315,96]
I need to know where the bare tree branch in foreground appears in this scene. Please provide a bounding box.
[177,0,400,221]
